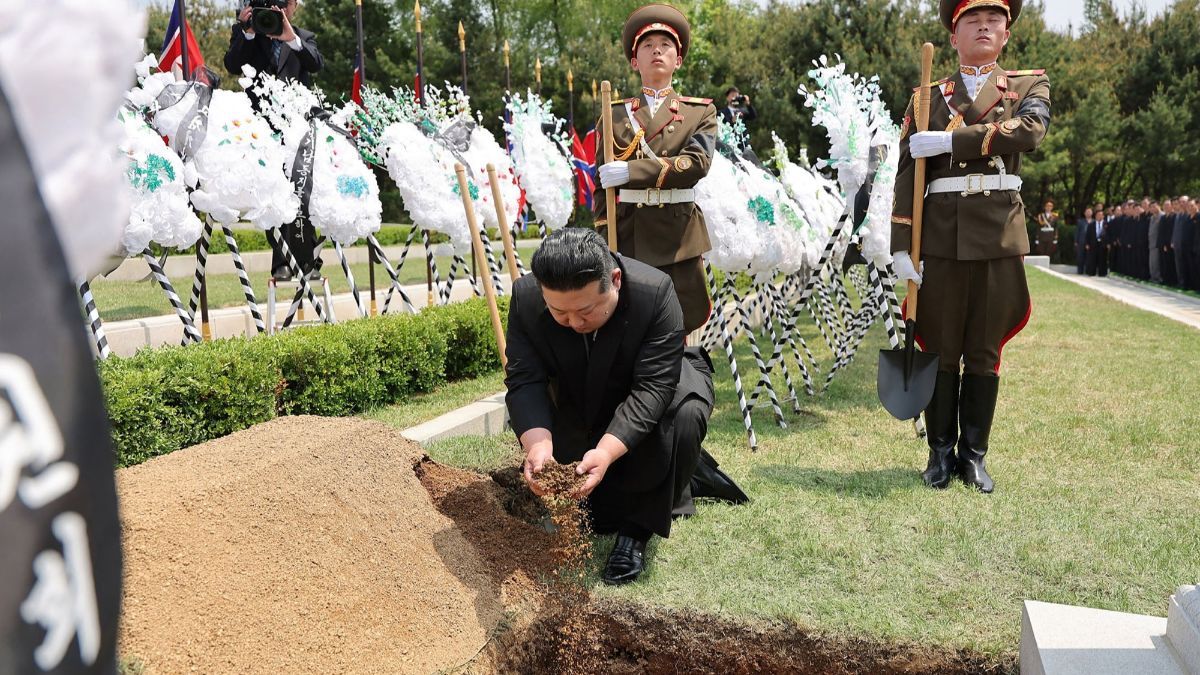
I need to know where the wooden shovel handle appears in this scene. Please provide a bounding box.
[600,80,618,252]
[455,163,507,368]
[907,42,935,322]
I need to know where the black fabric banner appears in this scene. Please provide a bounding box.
[0,81,123,672]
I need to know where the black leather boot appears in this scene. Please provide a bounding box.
[921,371,960,489]
[957,374,1000,493]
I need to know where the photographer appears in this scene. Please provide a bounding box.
[224,0,323,281]
[717,86,757,127]
[224,0,322,88]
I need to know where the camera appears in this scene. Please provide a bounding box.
[732,95,749,107]
[241,0,288,37]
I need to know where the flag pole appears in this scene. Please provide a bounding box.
[356,0,376,316]
[567,68,575,132]
[415,0,434,307]
[178,0,212,339]
[179,0,190,78]
[535,57,542,97]
[503,40,511,93]
[458,20,475,281]
[592,79,598,123]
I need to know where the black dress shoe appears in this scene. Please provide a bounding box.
[601,535,646,586]
[690,449,750,504]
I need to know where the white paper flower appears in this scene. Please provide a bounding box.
[381,121,471,253]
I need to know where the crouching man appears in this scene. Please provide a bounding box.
[505,228,746,585]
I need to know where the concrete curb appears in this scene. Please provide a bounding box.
[102,278,487,357]
[1033,265,1200,332]
[400,391,509,446]
[103,239,540,281]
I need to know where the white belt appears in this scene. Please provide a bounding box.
[927,174,1022,196]
[618,188,695,205]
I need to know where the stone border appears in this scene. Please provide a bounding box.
[400,391,509,446]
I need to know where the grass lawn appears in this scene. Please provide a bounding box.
[389,266,1200,658]
[90,251,530,322]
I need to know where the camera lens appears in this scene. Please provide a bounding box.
[252,7,283,36]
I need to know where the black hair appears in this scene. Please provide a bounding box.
[724,86,739,97]
[530,228,615,292]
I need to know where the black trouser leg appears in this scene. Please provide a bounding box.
[957,374,999,493]
[922,370,960,489]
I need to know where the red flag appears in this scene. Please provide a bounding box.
[571,128,597,208]
[158,0,205,77]
[351,51,363,106]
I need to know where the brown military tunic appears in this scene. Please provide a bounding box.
[891,65,1050,376]
[593,91,717,333]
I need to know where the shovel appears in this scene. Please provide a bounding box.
[879,43,940,421]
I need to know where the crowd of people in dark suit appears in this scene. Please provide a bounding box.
[1072,197,1200,291]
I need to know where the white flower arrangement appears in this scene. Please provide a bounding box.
[117,107,203,255]
[244,69,382,246]
[504,91,574,230]
[129,61,298,230]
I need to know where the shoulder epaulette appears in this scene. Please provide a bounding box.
[677,96,712,105]
[1006,69,1046,77]
[616,97,637,105]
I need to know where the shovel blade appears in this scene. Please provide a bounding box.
[877,348,940,421]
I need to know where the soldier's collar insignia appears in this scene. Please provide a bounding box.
[641,85,675,100]
[959,62,998,78]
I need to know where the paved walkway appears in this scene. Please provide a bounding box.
[1040,264,1200,331]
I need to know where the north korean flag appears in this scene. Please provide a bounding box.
[571,127,596,209]
[158,0,205,77]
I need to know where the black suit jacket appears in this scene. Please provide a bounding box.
[504,254,712,492]
[223,23,323,86]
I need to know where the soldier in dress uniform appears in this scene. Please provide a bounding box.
[891,0,1048,493]
[592,3,717,335]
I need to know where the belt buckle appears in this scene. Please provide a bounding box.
[963,173,985,196]
[643,188,662,206]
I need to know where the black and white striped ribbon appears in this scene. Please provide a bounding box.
[478,229,506,296]
[705,263,757,450]
[509,224,529,276]
[334,241,367,318]
[756,280,801,413]
[725,276,786,428]
[143,248,202,343]
[77,280,110,360]
[378,228,418,314]
[181,222,212,345]
[219,224,265,333]
[268,229,327,329]
[423,230,442,307]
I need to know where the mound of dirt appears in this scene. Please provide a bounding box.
[117,416,505,674]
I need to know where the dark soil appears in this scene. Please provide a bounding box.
[419,457,1016,675]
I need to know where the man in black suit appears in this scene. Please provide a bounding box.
[1075,207,1092,274]
[224,0,323,280]
[224,0,322,88]
[1171,196,1193,290]
[1086,206,1109,277]
[505,228,745,586]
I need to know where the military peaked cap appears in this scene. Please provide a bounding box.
[622,4,691,59]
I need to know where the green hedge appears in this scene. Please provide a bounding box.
[152,223,542,257]
[100,297,508,468]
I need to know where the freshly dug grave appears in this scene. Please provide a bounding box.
[421,457,1016,675]
[118,414,1012,674]
[117,416,505,674]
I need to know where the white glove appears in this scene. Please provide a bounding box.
[893,251,924,288]
[598,160,630,189]
[909,131,953,159]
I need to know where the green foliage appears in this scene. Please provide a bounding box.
[100,300,505,467]
[423,297,510,380]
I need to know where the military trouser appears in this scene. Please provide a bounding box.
[913,256,1030,377]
